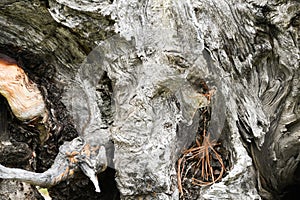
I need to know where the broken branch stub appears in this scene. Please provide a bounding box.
[0,137,107,192]
[0,56,50,142]
[0,54,108,192]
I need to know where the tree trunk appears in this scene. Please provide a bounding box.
[0,0,299,199]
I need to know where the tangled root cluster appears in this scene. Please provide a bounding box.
[177,85,226,198]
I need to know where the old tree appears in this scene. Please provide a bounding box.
[0,0,299,199]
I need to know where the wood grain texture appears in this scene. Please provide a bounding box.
[0,60,47,122]
[0,0,299,199]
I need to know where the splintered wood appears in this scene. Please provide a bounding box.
[0,59,47,121]
[177,83,226,197]
[0,56,49,141]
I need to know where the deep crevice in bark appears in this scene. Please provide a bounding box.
[0,0,299,199]
[0,47,120,199]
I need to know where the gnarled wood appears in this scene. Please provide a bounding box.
[0,0,299,199]
[0,55,50,142]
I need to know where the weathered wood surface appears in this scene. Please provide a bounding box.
[0,0,299,199]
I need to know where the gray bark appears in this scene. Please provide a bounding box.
[0,0,299,200]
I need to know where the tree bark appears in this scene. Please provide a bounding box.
[0,0,299,199]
